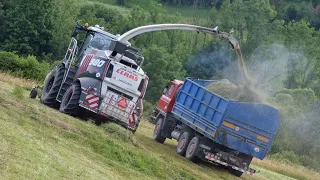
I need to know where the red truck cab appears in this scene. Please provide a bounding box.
[150,78,183,124]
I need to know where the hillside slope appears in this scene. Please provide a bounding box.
[0,73,319,180]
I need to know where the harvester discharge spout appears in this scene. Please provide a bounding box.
[117,24,240,50]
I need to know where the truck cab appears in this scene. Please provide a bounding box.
[150,79,183,124]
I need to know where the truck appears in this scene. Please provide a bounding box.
[150,78,280,176]
[40,23,149,132]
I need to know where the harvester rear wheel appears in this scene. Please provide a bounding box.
[40,64,65,106]
[59,82,81,116]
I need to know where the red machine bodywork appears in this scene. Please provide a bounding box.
[156,79,184,113]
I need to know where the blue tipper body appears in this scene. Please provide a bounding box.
[172,78,280,160]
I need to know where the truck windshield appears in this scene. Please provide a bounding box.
[89,33,112,50]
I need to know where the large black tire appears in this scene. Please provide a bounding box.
[152,117,166,143]
[131,117,141,134]
[176,132,192,156]
[59,83,81,116]
[40,64,65,105]
[185,136,200,162]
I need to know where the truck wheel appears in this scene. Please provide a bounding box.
[185,136,200,162]
[59,83,81,116]
[176,132,192,156]
[41,64,65,105]
[131,118,141,134]
[152,117,166,143]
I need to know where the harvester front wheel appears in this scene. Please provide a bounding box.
[59,82,81,116]
[40,64,65,106]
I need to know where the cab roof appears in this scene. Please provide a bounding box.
[171,79,184,85]
[87,26,117,39]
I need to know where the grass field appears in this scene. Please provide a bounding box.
[0,73,319,180]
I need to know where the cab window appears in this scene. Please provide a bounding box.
[89,33,111,50]
[164,84,174,97]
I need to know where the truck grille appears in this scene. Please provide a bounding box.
[101,90,136,127]
[107,87,133,100]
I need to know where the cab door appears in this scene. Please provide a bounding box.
[157,83,175,113]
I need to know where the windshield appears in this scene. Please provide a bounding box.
[89,33,112,50]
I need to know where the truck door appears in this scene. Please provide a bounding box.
[157,83,175,113]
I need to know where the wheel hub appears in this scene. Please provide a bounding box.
[188,143,195,154]
[66,91,72,104]
[154,123,160,136]
[178,138,186,149]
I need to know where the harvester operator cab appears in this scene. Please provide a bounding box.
[69,23,113,63]
[67,23,144,71]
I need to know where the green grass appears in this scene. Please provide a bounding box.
[0,74,319,180]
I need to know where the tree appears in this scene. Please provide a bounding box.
[2,0,55,56]
[277,1,313,23]
[0,2,5,46]
[50,0,79,59]
[283,20,320,90]
[0,0,12,48]
[116,0,126,6]
[142,45,186,102]
[210,0,277,57]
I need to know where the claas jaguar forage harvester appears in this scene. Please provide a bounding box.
[40,23,148,132]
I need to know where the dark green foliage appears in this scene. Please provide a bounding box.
[143,100,155,116]
[275,88,317,112]
[2,0,55,56]
[142,45,186,102]
[78,3,129,34]
[0,2,5,45]
[116,0,126,6]
[160,0,218,8]
[0,52,51,80]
